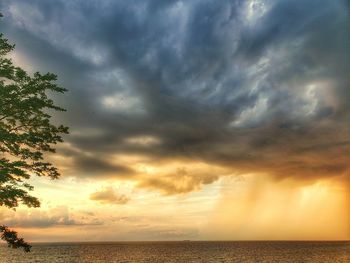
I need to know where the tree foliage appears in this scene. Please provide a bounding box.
[0,225,31,252]
[0,14,68,251]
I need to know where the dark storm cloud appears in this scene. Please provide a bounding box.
[54,144,135,177]
[1,0,349,188]
[74,154,134,176]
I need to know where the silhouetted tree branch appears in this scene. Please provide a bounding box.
[0,225,31,252]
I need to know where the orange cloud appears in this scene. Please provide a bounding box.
[90,187,130,205]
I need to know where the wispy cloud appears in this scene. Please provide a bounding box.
[1,206,103,228]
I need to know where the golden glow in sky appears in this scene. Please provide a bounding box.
[1,169,348,241]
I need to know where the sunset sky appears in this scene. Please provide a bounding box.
[0,0,349,241]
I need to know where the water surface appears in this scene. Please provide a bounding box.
[1,241,349,262]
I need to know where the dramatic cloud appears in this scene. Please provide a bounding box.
[1,0,349,193]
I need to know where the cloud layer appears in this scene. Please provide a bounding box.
[1,206,102,228]
[1,0,349,193]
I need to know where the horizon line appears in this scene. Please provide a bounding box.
[9,239,349,244]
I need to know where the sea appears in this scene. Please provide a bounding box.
[0,241,349,262]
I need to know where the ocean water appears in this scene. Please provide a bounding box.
[0,241,349,263]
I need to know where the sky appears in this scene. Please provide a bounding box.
[0,0,349,241]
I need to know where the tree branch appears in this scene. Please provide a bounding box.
[0,225,31,252]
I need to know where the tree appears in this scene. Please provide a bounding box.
[0,14,68,252]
